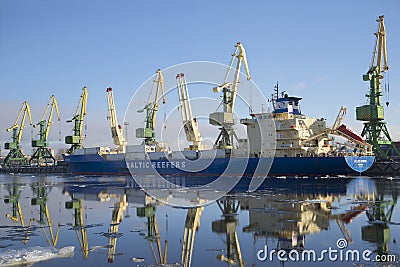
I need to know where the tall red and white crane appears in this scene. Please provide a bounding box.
[176,73,202,150]
[106,87,127,153]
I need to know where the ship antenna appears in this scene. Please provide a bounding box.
[274,81,279,100]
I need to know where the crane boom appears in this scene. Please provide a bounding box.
[372,16,389,75]
[332,106,347,130]
[4,101,33,166]
[176,73,202,150]
[65,87,88,154]
[30,95,61,165]
[136,69,166,147]
[106,88,126,152]
[209,42,251,152]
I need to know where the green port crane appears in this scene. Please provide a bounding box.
[30,95,61,165]
[356,15,400,159]
[136,69,166,147]
[209,42,251,153]
[65,87,88,154]
[4,101,33,167]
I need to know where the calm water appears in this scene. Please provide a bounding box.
[0,174,399,267]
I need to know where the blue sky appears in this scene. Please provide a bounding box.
[1,0,400,153]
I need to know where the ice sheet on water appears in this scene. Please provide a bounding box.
[0,246,74,266]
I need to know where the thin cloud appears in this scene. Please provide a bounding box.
[315,76,328,82]
[292,82,307,90]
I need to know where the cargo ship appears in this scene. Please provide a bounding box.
[63,43,374,178]
[63,88,375,177]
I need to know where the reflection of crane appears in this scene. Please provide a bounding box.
[31,181,60,246]
[65,87,88,154]
[136,69,166,147]
[209,42,251,152]
[181,207,204,267]
[106,88,127,153]
[107,195,128,263]
[137,205,168,265]
[362,181,398,256]
[331,204,367,244]
[30,95,61,165]
[4,101,33,166]
[4,184,33,244]
[356,15,400,158]
[65,199,89,258]
[212,198,244,267]
[176,73,202,151]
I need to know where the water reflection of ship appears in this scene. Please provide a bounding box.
[239,192,336,251]
[225,178,378,263]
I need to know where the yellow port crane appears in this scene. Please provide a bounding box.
[65,87,88,154]
[4,101,33,167]
[209,42,251,152]
[30,95,61,165]
[106,87,127,153]
[176,73,202,151]
[136,69,166,147]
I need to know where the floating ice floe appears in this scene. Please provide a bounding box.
[0,246,74,266]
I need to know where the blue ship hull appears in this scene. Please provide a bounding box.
[63,153,374,177]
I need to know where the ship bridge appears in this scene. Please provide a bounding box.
[273,94,302,115]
